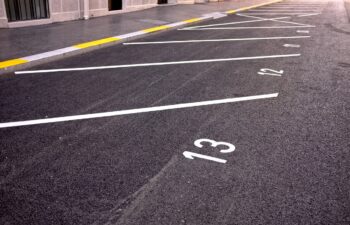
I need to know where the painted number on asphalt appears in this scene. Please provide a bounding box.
[183,138,236,164]
[194,138,235,153]
[258,68,284,76]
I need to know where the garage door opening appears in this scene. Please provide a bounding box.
[109,0,122,10]
[5,0,50,22]
[158,0,168,4]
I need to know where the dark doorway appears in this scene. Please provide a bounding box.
[109,0,122,10]
[158,0,168,4]
[5,0,50,22]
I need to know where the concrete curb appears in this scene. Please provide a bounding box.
[0,0,282,76]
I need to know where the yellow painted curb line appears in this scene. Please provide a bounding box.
[226,0,283,14]
[183,18,202,23]
[0,59,28,69]
[0,0,282,71]
[226,9,238,14]
[142,25,171,33]
[74,37,121,49]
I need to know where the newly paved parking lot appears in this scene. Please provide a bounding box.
[1,0,349,224]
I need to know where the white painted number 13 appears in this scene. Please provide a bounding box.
[183,139,235,164]
[194,139,235,153]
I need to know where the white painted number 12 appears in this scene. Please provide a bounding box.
[183,139,235,164]
[258,68,284,76]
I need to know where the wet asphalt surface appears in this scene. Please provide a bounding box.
[1,0,349,224]
[0,0,266,61]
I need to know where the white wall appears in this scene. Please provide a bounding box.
[0,0,8,27]
[51,0,81,22]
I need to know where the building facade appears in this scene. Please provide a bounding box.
[0,0,202,28]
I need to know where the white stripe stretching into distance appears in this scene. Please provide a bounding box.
[248,9,320,11]
[297,13,320,17]
[273,4,326,6]
[274,3,326,5]
[283,44,301,48]
[241,13,320,15]
[0,93,279,128]
[184,26,314,30]
[124,36,310,45]
[183,14,315,31]
[180,15,292,30]
[3,20,208,66]
[15,54,301,74]
[259,4,323,6]
[272,5,324,6]
[259,7,323,11]
[237,13,314,26]
[259,6,321,8]
[297,30,310,33]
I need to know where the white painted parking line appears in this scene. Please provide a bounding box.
[259,7,323,11]
[259,6,321,8]
[237,13,315,27]
[283,44,301,48]
[262,4,323,6]
[273,3,327,6]
[248,9,320,11]
[182,13,315,31]
[202,12,227,19]
[15,54,301,74]
[187,26,314,30]
[274,3,326,4]
[297,13,320,17]
[274,3,326,5]
[242,13,319,15]
[0,93,279,128]
[124,36,310,45]
[297,30,310,33]
[179,16,292,30]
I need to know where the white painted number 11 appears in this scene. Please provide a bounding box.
[183,139,235,164]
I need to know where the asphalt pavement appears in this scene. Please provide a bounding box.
[0,0,269,61]
[1,0,349,224]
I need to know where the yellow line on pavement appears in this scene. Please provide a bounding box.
[74,37,121,49]
[0,0,283,71]
[142,25,171,33]
[226,9,238,14]
[0,58,28,69]
[226,0,282,14]
[183,18,202,23]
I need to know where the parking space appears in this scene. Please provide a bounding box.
[0,11,317,124]
[1,0,349,224]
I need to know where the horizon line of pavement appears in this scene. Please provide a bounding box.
[0,0,282,75]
